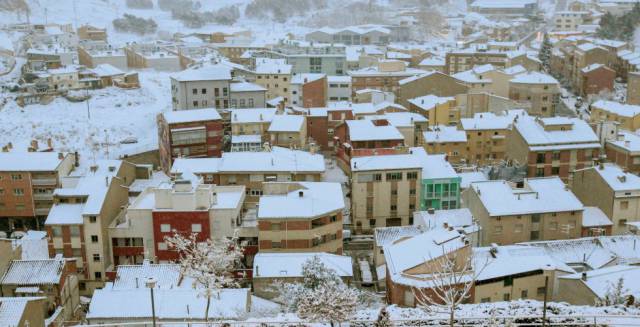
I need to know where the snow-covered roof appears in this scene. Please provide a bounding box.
[17,231,49,260]
[407,94,454,111]
[230,82,266,92]
[510,71,559,84]
[254,58,292,75]
[311,25,392,36]
[92,63,124,77]
[373,225,423,248]
[253,252,353,278]
[112,262,185,290]
[1,258,65,285]
[414,208,476,233]
[0,152,69,172]
[514,115,600,149]
[418,57,445,66]
[164,108,222,124]
[171,147,325,174]
[45,203,84,225]
[458,171,489,189]
[231,108,276,123]
[423,125,467,143]
[523,237,618,270]
[258,182,344,219]
[385,228,468,277]
[471,0,536,9]
[346,120,404,142]
[581,63,608,74]
[327,75,351,83]
[475,245,574,282]
[87,288,250,320]
[470,177,583,216]
[588,163,640,192]
[362,112,428,127]
[591,100,640,118]
[503,65,527,75]
[348,65,427,77]
[460,111,519,130]
[231,134,262,143]
[292,73,326,84]
[411,147,458,180]
[267,115,305,132]
[0,297,45,326]
[607,130,640,153]
[398,71,437,85]
[351,153,422,172]
[170,64,232,82]
[559,265,640,299]
[582,206,613,227]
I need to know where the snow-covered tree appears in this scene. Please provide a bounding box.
[599,277,630,306]
[375,306,393,327]
[271,255,360,326]
[539,33,552,73]
[164,232,244,322]
[412,249,486,327]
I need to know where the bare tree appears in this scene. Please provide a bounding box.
[164,232,244,322]
[412,249,486,327]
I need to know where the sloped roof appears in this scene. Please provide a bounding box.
[253,252,353,278]
[1,258,65,285]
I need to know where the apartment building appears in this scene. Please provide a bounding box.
[506,115,601,182]
[0,297,47,327]
[305,25,405,45]
[290,73,327,108]
[413,149,461,211]
[170,146,325,207]
[572,163,640,235]
[170,65,232,110]
[0,152,75,231]
[553,11,589,31]
[77,42,127,71]
[445,49,509,74]
[257,182,344,254]
[460,111,518,165]
[107,172,245,265]
[253,43,347,75]
[334,119,405,170]
[44,160,137,294]
[590,100,640,131]
[327,75,351,102]
[469,0,538,16]
[362,112,428,147]
[157,108,224,171]
[77,24,107,41]
[579,64,615,96]
[350,153,421,233]
[229,82,267,108]
[464,177,584,245]
[571,43,611,91]
[230,108,277,143]
[124,43,181,71]
[267,114,307,148]
[422,125,468,164]
[407,94,459,126]
[396,71,469,108]
[384,228,471,306]
[605,131,640,174]
[509,72,560,117]
[628,72,640,105]
[253,58,292,104]
[1,256,79,320]
[349,60,427,96]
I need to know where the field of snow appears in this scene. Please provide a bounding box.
[0,70,171,163]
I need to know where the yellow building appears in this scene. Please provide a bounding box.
[460,111,519,165]
[590,100,640,131]
[407,95,459,126]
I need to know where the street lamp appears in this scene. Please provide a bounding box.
[145,277,157,327]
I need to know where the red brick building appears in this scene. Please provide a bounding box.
[605,131,640,174]
[157,108,224,172]
[334,119,405,170]
[152,210,210,261]
[580,64,615,97]
[291,74,327,108]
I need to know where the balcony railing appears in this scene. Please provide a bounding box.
[33,193,54,201]
[35,207,50,215]
[31,178,57,186]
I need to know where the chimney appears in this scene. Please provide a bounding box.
[298,191,304,197]
[47,138,53,149]
[31,139,38,150]
[7,142,12,150]
[581,272,587,281]
[58,152,64,160]
[427,207,435,214]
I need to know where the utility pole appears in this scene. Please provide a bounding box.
[85,88,90,120]
[542,275,549,327]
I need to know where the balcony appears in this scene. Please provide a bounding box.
[35,207,51,215]
[31,178,57,186]
[33,193,54,201]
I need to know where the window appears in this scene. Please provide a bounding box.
[391,189,398,196]
[11,174,22,180]
[390,205,397,211]
[621,201,629,210]
[532,215,541,223]
[619,219,628,226]
[407,171,418,180]
[271,241,282,249]
[552,152,560,160]
[536,168,544,177]
[95,272,102,279]
[494,226,503,234]
[530,231,540,240]
[51,226,62,237]
[72,248,82,257]
[521,290,528,298]
[503,293,511,301]
[201,88,207,94]
[93,254,101,262]
[481,297,491,303]
[271,223,281,231]
[157,242,168,250]
[330,215,337,223]
[192,88,197,95]
[536,153,545,164]
[192,224,202,233]
[70,226,80,237]
[13,188,24,196]
[552,167,560,175]
[91,235,98,243]
[192,100,198,107]
[409,189,416,195]
[537,287,546,296]
[504,276,513,286]
[550,222,558,230]
[515,224,523,233]
[89,216,97,223]
[369,219,376,226]
[0,188,4,195]
[160,224,171,232]
[386,172,402,181]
